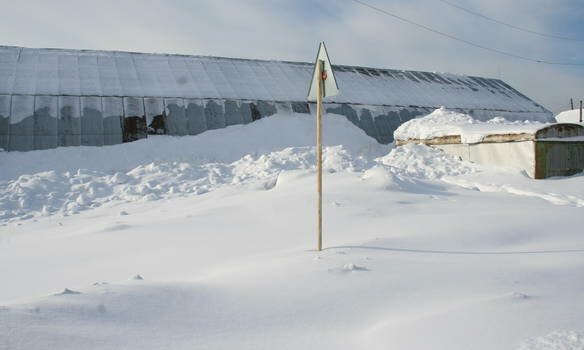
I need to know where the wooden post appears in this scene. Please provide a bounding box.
[316,60,324,252]
[571,98,574,110]
[580,100,582,123]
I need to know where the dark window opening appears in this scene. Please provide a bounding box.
[123,116,147,142]
[148,114,166,134]
[250,103,262,121]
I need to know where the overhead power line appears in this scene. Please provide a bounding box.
[348,0,584,66]
[438,0,584,42]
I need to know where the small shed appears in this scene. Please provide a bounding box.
[396,123,584,179]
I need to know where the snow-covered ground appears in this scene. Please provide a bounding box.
[1,112,583,350]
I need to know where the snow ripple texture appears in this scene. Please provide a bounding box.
[518,330,584,350]
[1,143,474,222]
[0,146,361,221]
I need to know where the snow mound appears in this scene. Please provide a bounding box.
[328,263,368,274]
[0,112,488,223]
[518,330,584,350]
[0,113,387,222]
[376,143,477,179]
[0,113,385,182]
[54,288,81,296]
[0,146,376,222]
[555,109,583,124]
[394,107,549,144]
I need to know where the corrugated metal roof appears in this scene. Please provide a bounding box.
[0,46,549,113]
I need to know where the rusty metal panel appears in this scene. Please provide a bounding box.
[395,135,462,146]
[481,133,534,143]
[535,123,584,140]
[535,141,584,179]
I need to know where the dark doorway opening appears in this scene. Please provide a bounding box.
[148,114,166,134]
[123,116,148,142]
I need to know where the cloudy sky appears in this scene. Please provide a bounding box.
[0,0,582,113]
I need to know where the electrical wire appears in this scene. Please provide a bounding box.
[438,0,584,42]
[348,0,584,66]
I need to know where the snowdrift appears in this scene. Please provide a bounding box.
[1,111,584,350]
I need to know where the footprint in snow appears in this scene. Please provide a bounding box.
[55,288,81,296]
[102,223,132,232]
[328,263,369,274]
[133,274,144,280]
[509,292,531,301]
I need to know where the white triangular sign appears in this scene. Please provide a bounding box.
[307,42,339,102]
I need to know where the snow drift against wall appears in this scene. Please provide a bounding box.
[0,112,480,222]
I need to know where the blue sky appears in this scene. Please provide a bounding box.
[0,0,582,113]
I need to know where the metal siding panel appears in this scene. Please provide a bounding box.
[0,47,553,118]
[58,96,81,147]
[80,96,104,146]
[185,59,218,98]
[97,55,123,97]
[232,61,271,101]
[144,97,165,133]
[202,60,237,99]
[122,97,146,143]
[33,95,58,150]
[239,102,253,124]
[78,55,101,96]
[536,141,584,179]
[218,61,249,100]
[256,101,277,118]
[103,97,124,145]
[168,56,200,98]
[114,55,141,97]
[35,53,59,95]
[8,95,35,151]
[12,50,38,95]
[164,98,187,135]
[204,99,226,130]
[58,54,81,96]
[0,95,10,150]
[123,96,144,117]
[134,56,164,97]
[0,47,18,95]
[224,100,244,126]
[185,99,207,135]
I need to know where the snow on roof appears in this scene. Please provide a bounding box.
[0,45,548,113]
[393,107,582,144]
[556,109,583,123]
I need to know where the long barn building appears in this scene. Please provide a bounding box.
[0,45,553,151]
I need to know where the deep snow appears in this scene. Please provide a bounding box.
[394,107,550,143]
[1,112,583,350]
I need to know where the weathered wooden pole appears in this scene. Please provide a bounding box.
[316,59,324,252]
[571,98,574,110]
[307,42,339,252]
[580,100,582,123]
